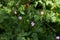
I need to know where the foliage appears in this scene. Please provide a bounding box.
[0,0,60,40]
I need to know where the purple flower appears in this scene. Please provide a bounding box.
[56,36,60,40]
[31,22,35,26]
[18,16,22,20]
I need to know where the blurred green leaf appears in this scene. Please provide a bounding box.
[7,1,14,7]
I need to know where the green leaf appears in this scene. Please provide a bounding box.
[18,5,25,15]
[17,37,26,40]
[34,15,40,21]
[7,1,14,7]
[3,7,11,14]
[0,4,2,7]
[31,33,38,40]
